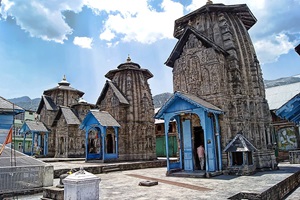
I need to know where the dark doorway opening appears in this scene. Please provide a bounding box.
[60,137,64,155]
[106,134,113,153]
[194,126,204,170]
[232,152,243,165]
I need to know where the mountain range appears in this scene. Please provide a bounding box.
[7,76,300,112]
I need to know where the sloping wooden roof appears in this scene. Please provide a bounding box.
[91,110,120,127]
[224,133,257,152]
[0,96,24,114]
[80,110,120,130]
[52,106,80,126]
[20,120,49,134]
[165,26,229,67]
[36,95,58,114]
[96,81,129,106]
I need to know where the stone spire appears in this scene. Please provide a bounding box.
[58,75,70,86]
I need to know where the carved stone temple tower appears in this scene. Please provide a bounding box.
[165,2,276,169]
[96,57,156,161]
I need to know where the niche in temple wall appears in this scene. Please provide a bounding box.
[173,34,225,96]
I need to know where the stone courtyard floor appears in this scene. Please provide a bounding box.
[14,161,300,199]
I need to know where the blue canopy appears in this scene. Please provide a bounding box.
[276,93,300,124]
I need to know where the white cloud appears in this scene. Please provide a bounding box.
[85,0,184,44]
[254,33,296,64]
[100,29,115,41]
[0,0,84,43]
[73,36,93,49]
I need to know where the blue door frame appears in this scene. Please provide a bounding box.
[182,119,193,171]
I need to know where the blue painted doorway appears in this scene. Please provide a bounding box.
[182,119,194,171]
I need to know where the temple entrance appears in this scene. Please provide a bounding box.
[106,134,113,153]
[60,137,64,155]
[193,126,205,170]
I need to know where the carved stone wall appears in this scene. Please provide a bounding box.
[171,4,273,169]
[48,90,80,107]
[98,59,156,161]
[39,108,57,157]
[53,116,85,158]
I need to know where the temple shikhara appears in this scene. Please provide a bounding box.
[96,56,156,161]
[156,1,276,175]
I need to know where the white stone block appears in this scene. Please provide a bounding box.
[63,168,101,200]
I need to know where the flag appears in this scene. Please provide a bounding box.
[0,126,13,155]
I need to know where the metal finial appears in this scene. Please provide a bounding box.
[127,54,131,62]
[206,0,213,4]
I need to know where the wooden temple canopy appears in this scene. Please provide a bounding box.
[155,91,223,119]
[80,110,120,161]
[155,91,224,173]
[19,121,50,155]
[275,93,300,124]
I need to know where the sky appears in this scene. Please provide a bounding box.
[0,0,300,103]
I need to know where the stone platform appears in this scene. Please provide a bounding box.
[13,160,300,200]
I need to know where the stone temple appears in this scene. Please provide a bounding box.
[96,57,156,161]
[157,2,276,174]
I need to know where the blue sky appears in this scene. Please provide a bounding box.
[0,0,300,103]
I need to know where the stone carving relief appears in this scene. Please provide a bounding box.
[174,34,223,98]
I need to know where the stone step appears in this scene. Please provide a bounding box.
[102,165,121,173]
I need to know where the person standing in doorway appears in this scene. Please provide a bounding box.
[197,145,205,170]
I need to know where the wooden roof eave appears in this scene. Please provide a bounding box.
[165,27,229,68]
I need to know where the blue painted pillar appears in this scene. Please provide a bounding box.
[114,127,119,157]
[22,133,26,154]
[102,127,107,161]
[163,114,172,172]
[174,115,182,169]
[214,113,222,171]
[31,132,35,156]
[85,129,89,161]
[44,133,48,155]
[38,133,41,148]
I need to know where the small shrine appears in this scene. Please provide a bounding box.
[155,91,223,175]
[223,133,257,175]
[20,121,50,156]
[80,110,120,162]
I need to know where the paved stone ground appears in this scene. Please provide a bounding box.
[15,161,300,200]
